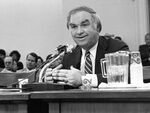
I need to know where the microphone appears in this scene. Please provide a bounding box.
[6,44,75,88]
[38,44,76,82]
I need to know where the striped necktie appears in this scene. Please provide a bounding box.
[85,51,93,74]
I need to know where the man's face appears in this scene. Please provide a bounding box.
[4,57,13,70]
[69,11,99,50]
[26,55,37,70]
[145,35,150,46]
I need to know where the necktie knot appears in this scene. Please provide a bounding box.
[85,51,90,57]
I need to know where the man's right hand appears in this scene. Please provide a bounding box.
[44,64,63,82]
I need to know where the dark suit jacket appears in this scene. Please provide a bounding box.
[62,36,129,86]
[139,44,150,66]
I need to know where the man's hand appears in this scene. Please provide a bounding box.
[52,66,85,87]
[44,64,62,82]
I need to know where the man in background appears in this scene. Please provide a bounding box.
[36,56,44,69]
[139,33,150,66]
[17,52,38,72]
[0,49,6,70]
[9,50,24,70]
[1,56,14,73]
[0,49,6,60]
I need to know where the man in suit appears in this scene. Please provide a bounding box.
[139,33,150,66]
[44,6,129,87]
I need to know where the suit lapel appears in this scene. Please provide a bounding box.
[67,45,82,69]
[74,46,82,69]
[95,37,107,74]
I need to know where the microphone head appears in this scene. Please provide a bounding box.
[66,44,76,53]
[43,44,76,69]
[57,45,67,53]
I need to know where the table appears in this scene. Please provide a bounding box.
[0,90,29,113]
[30,88,150,113]
[1,87,150,113]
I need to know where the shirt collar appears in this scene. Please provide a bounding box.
[82,42,98,58]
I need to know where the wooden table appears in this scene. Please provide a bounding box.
[1,87,150,113]
[30,88,150,113]
[0,90,30,113]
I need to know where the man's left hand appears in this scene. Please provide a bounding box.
[52,66,85,87]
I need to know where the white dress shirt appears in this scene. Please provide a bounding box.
[80,42,98,87]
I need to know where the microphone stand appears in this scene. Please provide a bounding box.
[38,51,65,82]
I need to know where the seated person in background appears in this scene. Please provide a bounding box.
[17,62,24,70]
[12,60,18,72]
[0,49,6,69]
[11,60,23,72]
[0,49,6,60]
[37,56,44,68]
[9,50,24,70]
[0,58,4,72]
[44,6,129,87]
[1,56,14,73]
[17,52,38,73]
[139,33,150,66]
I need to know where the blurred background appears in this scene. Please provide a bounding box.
[0,0,149,65]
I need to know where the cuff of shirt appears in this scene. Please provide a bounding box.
[82,74,98,87]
